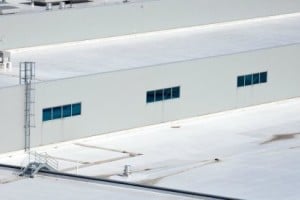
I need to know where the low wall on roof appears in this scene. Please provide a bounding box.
[1,0,300,50]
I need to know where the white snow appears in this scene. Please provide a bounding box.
[1,97,300,200]
[1,13,300,87]
[0,168,198,200]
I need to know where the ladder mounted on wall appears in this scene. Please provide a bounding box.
[19,62,36,152]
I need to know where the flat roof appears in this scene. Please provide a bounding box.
[1,97,300,200]
[1,13,300,88]
[0,167,200,200]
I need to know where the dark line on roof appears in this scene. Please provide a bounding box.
[0,163,244,200]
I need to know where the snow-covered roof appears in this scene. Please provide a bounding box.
[1,97,300,200]
[0,167,202,200]
[1,13,300,88]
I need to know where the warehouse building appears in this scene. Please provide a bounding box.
[0,0,300,153]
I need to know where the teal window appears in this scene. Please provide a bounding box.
[172,87,180,98]
[53,107,62,119]
[42,102,81,122]
[155,90,163,101]
[63,105,72,117]
[72,103,81,116]
[146,86,180,103]
[245,74,252,86]
[163,88,172,100]
[43,108,52,121]
[146,91,155,103]
[237,76,245,87]
[260,72,268,83]
[253,73,260,84]
[237,71,268,88]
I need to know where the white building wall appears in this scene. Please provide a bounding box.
[0,86,24,153]
[1,44,300,153]
[1,0,300,50]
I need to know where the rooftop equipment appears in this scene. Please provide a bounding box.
[0,5,20,15]
[46,2,52,10]
[0,51,12,71]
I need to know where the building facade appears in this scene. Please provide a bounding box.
[1,0,300,50]
[0,44,300,153]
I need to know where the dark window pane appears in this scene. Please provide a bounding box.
[53,106,62,119]
[260,72,268,83]
[163,88,172,100]
[237,76,245,87]
[72,103,81,116]
[172,87,180,98]
[63,105,72,117]
[252,73,260,84]
[155,90,163,101]
[245,74,252,86]
[146,91,155,103]
[43,108,52,121]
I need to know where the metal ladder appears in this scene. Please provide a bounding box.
[19,62,36,152]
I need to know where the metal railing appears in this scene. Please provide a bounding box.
[21,151,58,171]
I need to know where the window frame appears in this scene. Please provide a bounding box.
[52,106,62,119]
[260,71,268,83]
[172,86,180,99]
[62,104,72,118]
[244,74,253,86]
[237,76,245,87]
[146,86,181,104]
[146,91,155,103]
[237,71,268,88]
[252,73,260,84]
[72,103,81,116]
[155,89,164,102]
[163,88,172,100]
[42,108,52,121]
[42,102,82,122]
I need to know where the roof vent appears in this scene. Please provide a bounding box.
[46,2,52,10]
[0,51,12,72]
[0,5,20,15]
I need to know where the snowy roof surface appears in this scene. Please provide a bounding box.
[1,97,300,200]
[0,167,201,200]
[1,13,300,88]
